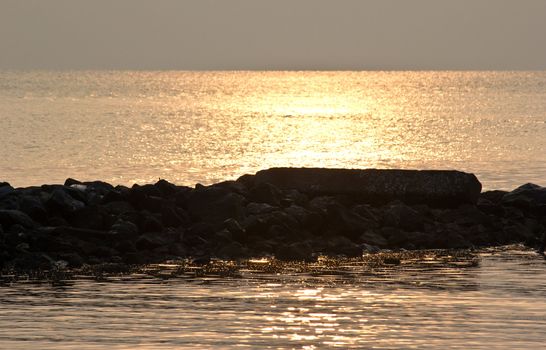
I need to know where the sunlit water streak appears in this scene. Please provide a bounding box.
[1,71,545,189]
[1,246,546,349]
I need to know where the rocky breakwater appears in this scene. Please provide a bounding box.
[0,168,545,271]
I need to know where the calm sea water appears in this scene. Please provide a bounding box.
[1,246,546,349]
[1,71,545,189]
[1,71,546,349]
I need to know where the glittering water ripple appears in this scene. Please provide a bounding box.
[1,246,546,349]
[1,71,546,190]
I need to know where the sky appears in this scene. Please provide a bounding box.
[1,0,546,70]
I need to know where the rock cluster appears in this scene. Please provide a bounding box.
[0,168,544,270]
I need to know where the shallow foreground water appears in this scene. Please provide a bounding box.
[1,245,545,349]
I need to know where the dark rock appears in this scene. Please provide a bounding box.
[215,241,245,259]
[325,236,362,257]
[187,187,245,226]
[352,204,381,224]
[123,252,149,265]
[110,218,139,237]
[57,252,85,268]
[154,179,178,197]
[131,183,162,198]
[383,202,426,231]
[241,215,269,237]
[161,205,189,227]
[0,183,15,199]
[223,218,247,242]
[284,205,315,228]
[325,203,373,239]
[275,241,314,261]
[213,229,234,244]
[69,205,105,230]
[83,181,115,195]
[114,239,137,253]
[248,182,281,206]
[246,202,277,215]
[12,252,55,270]
[439,204,492,227]
[102,188,129,203]
[282,189,309,207]
[141,213,164,233]
[46,188,85,214]
[5,225,29,247]
[0,209,36,229]
[359,230,388,247]
[46,216,69,227]
[211,180,249,197]
[477,198,505,217]
[51,226,116,241]
[503,223,537,244]
[502,183,546,209]
[183,222,215,246]
[64,178,82,187]
[19,195,48,222]
[503,206,525,221]
[247,167,482,207]
[102,201,134,215]
[480,190,508,205]
[135,233,168,251]
[308,196,340,213]
[266,224,293,241]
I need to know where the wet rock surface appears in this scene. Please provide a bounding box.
[0,168,544,271]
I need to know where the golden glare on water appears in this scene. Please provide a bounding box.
[1,71,546,189]
[1,248,546,348]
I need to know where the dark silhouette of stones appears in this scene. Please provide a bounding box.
[325,203,374,239]
[12,252,55,270]
[46,188,85,214]
[58,252,85,268]
[0,209,36,229]
[216,241,245,259]
[248,182,281,206]
[0,183,15,199]
[480,190,508,205]
[183,222,215,246]
[69,205,106,230]
[110,218,139,237]
[141,213,164,233]
[325,236,362,257]
[359,230,388,247]
[187,187,245,226]
[2,170,546,270]
[275,241,314,261]
[223,218,247,242]
[247,167,482,207]
[19,195,48,222]
[502,183,546,209]
[246,202,277,215]
[136,233,168,251]
[161,205,189,228]
[382,203,426,231]
[102,200,134,215]
[154,179,178,197]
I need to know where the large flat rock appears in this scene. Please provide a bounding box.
[244,167,482,206]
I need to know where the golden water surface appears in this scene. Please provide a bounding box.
[1,71,545,189]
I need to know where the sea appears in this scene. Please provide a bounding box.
[1,71,546,349]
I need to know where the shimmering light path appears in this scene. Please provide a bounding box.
[1,71,545,189]
[1,246,546,349]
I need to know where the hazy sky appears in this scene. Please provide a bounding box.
[1,0,546,70]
